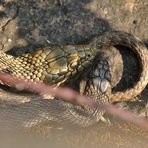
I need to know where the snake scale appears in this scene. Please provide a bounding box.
[0,30,147,128]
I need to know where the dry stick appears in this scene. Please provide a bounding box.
[0,72,148,129]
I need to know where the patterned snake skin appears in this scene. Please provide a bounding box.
[0,30,147,128]
[0,30,147,102]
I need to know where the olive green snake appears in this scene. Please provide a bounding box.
[0,30,147,128]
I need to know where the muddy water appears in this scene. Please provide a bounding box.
[0,119,147,148]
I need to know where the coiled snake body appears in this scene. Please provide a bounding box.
[0,30,147,128]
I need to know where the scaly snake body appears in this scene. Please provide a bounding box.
[0,30,147,102]
[0,30,147,128]
[0,45,95,86]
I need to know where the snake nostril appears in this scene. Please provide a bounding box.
[87,54,91,57]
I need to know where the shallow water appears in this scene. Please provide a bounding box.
[0,119,147,148]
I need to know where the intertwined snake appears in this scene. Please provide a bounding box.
[0,30,147,101]
[0,30,147,128]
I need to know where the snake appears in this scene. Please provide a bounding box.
[0,30,147,128]
[0,30,147,102]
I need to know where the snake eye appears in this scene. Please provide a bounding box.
[2,67,13,74]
